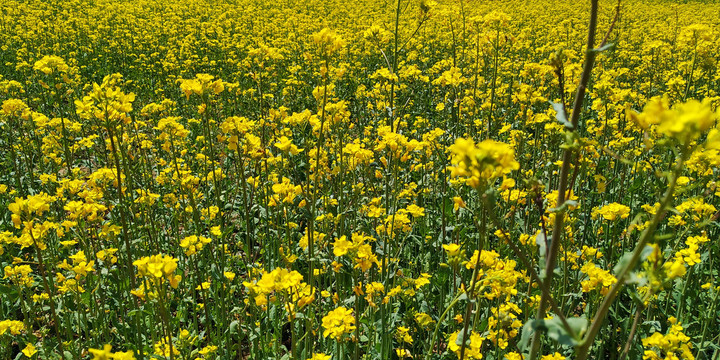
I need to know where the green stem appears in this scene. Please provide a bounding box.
[528,1,599,358]
[575,146,689,360]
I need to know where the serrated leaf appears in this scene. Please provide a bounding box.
[643,320,661,332]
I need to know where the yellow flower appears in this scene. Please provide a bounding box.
[443,243,461,257]
[210,226,222,236]
[112,351,136,360]
[33,55,69,75]
[4,265,33,287]
[312,28,345,55]
[396,326,413,344]
[333,236,353,257]
[89,344,114,360]
[245,268,305,297]
[308,354,331,360]
[179,235,212,256]
[631,97,716,144]
[505,352,524,360]
[414,312,434,328]
[0,320,24,335]
[364,25,391,44]
[453,196,467,211]
[592,203,630,221]
[321,306,356,340]
[8,193,56,228]
[405,204,425,217]
[448,138,519,188]
[641,322,693,360]
[433,67,466,87]
[657,100,715,142]
[22,343,37,358]
[580,262,617,295]
[271,177,303,204]
[274,136,303,155]
[198,345,217,356]
[178,74,224,99]
[133,254,181,288]
[447,330,484,359]
[1,98,28,116]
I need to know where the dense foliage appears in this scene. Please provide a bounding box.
[0,0,719,359]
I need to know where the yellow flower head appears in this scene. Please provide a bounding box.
[448,138,519,188]
[321,306,356,340]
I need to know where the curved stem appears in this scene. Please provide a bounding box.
[618,303,644,360]
[427,291,464,357]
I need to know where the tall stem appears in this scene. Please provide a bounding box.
[388,0,402,131]
[29,230,64,355]
[459,195,487,359]
[528,1,599,358]
[106,124,137,291]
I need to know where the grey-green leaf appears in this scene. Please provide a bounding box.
[550,101,572,128]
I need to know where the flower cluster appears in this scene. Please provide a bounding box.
[641,317,694,360]
[321,306,356,340]
[447,330,485,360]
[591,202,631,221]
[449,138,519,188]
[580,262,617,295]
[133,254,182,288]
[88,344,137,360]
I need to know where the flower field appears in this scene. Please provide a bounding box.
[1,0,719,359]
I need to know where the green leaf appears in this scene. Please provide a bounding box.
[643,320,661,332]
[593,43,615,52]
[229,320,240,335]
[548,199,578,214]
[546,316,587,346]
[519,319,544,352]
[550,101,572,128]
[614,245,654,275]
[455,330,468,346]
[519,316,587,350]
[536,230,547,273]
[0,284,18,297]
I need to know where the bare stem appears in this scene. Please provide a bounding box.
[528,1,600,358]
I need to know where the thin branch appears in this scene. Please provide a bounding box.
[599,0,621,49]
[528,0,601,358]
